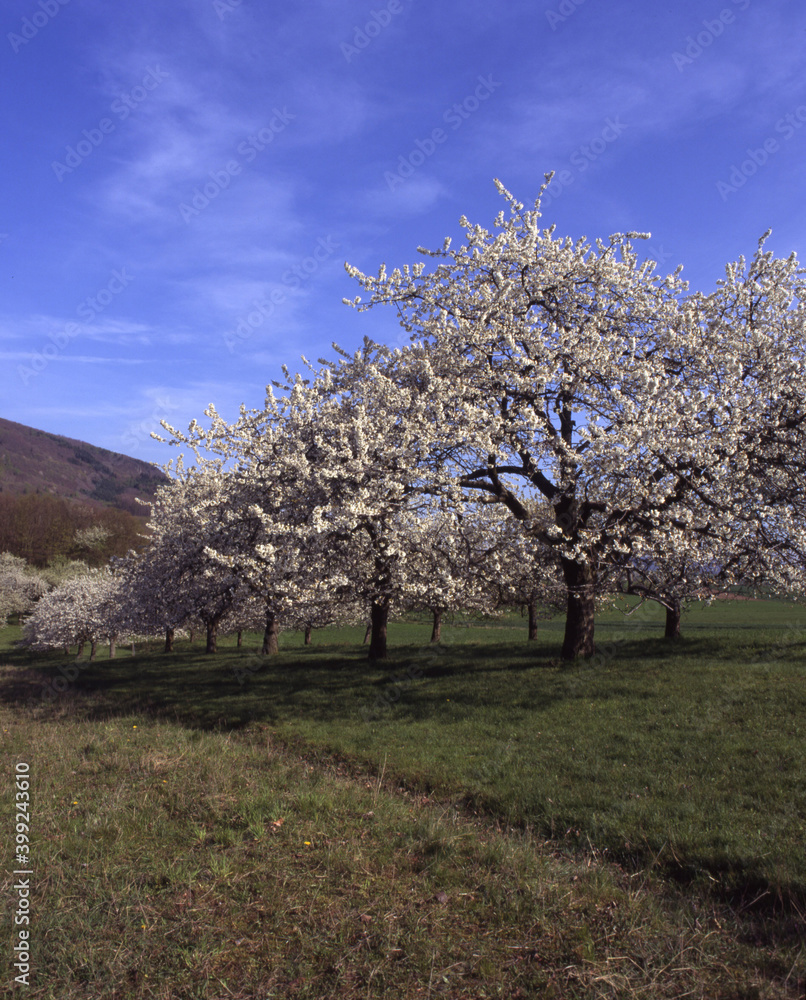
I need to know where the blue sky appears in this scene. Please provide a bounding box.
[1,0,804,465]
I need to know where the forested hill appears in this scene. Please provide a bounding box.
[0,416,165,514]
[0,417,167,567]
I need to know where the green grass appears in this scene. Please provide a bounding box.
[1,600,805,997]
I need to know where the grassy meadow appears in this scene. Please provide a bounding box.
[1,598,805,998]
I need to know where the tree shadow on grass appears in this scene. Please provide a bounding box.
[634,851,806,937]
[0,634,660,731]
[1,642,379,728]
[3,630,791,732]
[3,638,806,921]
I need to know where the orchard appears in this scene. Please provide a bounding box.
[15,178,806,661]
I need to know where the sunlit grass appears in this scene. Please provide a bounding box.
[1,599,805,997]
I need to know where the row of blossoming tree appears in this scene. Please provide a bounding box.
[22,178,806,660]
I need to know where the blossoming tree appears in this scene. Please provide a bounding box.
[338,179,797,658]
[23,567,124,659]
[132,462,253,654]
[0,552,47,629]
[160,367,463,660]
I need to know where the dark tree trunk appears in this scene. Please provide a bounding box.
[77,641,85,658]
[368,598,390,661]
[561,558,596,660]
[665,598,681,640]
[237,630,243,648]
[189,630,195,644]
[89,640,97,662]
[164,627,175,653]
[205,621,217,655]
[527,593,538,641]
[430,609,442,644]
[109,635,117,659]
[363,621,372,645]
[304,625,312,645]
[262,610,279,656]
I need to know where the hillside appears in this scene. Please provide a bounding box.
[0,416,165,516]
[0,417,168,567]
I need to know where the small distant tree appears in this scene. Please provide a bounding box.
[41,556,91,587]
[23,568,125,659]
[135,462,257,654]
[0,552,47,628]
[486,518,566,640]
[285,579,364,645]
[612,553,717,640]
[72,524,112,556]
[398,504,560,642]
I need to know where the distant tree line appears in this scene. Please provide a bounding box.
[0,494,148,568]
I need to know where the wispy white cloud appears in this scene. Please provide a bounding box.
[365,175,449,217]
[0,352,148,364]
[3,0,805,460]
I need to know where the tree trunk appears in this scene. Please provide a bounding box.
[430,609,442,644]
[262,610,280,656]
[527,593,538,641]
[89,640,97,662]
[237,630,243,648]
[205,621,217,655]
[109,635,117,659]
[665,598,681,640]
[363,621,372,645]
[164,627,175,653]
[561,558,596,660]
[77,641,85,658]
[189,630,195,644]
[304,625,312,645]
[368,597,390,661]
